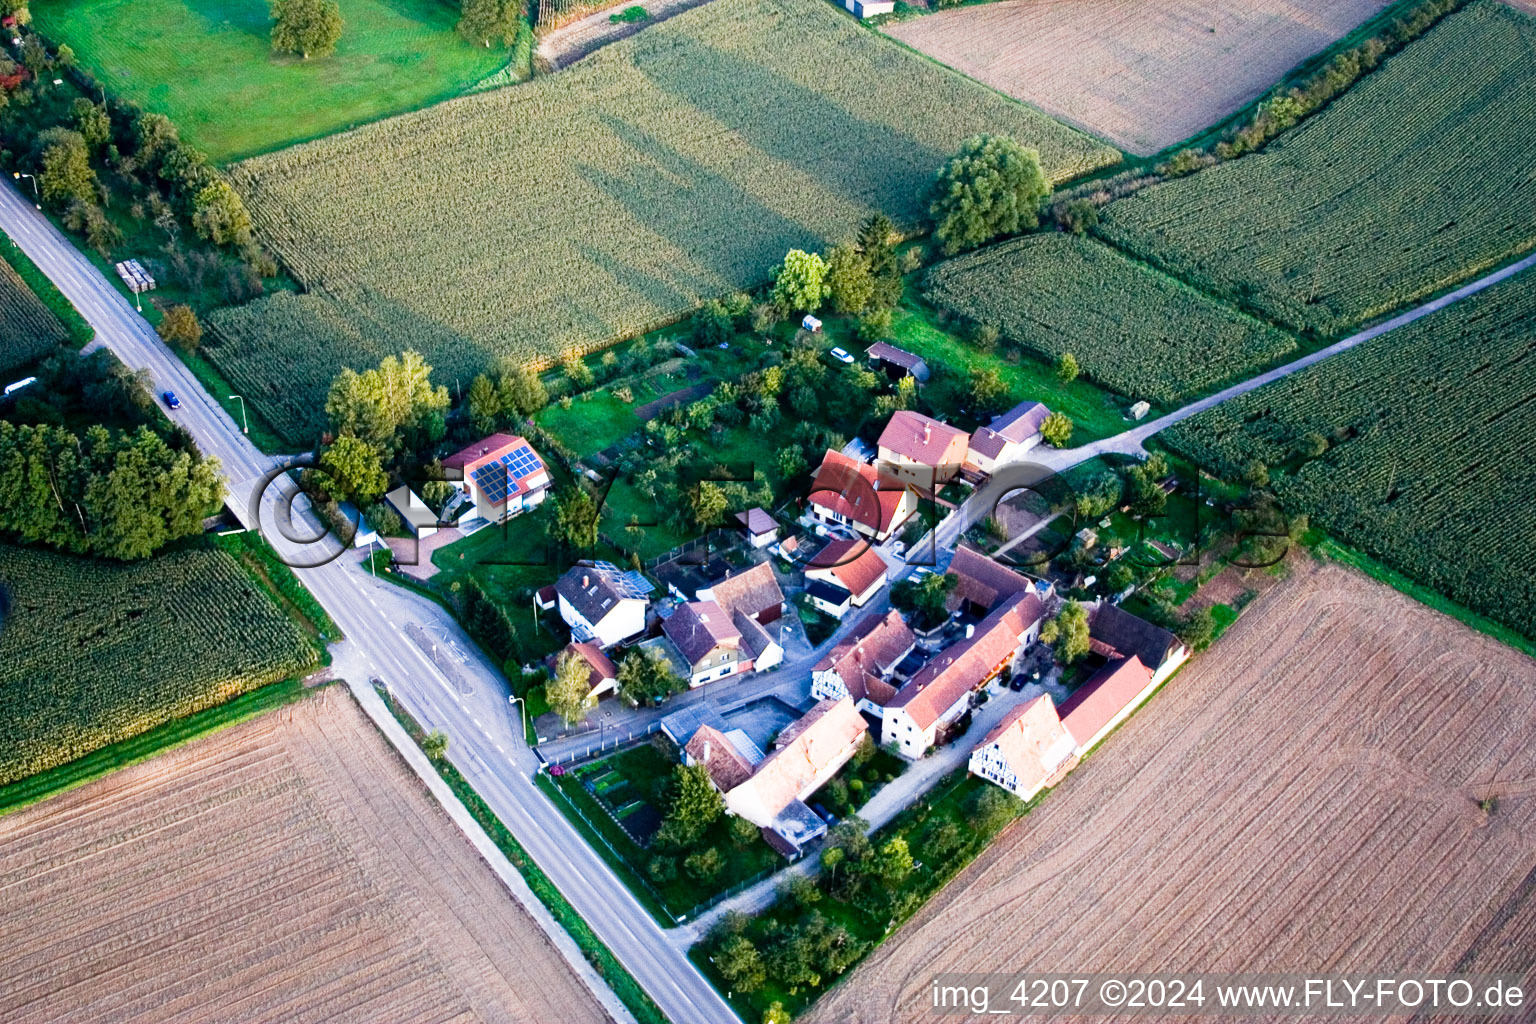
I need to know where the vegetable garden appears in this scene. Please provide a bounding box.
[206,0,1117,445]
[923,235,1298,403]
[1095,0,1536,338]
[0,257,67,376]
[0,543,317,784]
[1158,271,1536,642]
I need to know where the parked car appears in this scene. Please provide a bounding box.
[1009,675,1028,692]
[162,391,181,410]
[829,346,854,364]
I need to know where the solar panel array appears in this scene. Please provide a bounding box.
[472,444,544,503]
[591,561,655,599]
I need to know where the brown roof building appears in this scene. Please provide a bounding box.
[966,401,1050,474]
[1087,602,1188,683]
[662,601,748,686]
[810,608,915,710]
[968,694,1077,799]
[548,642,619,698]
[701,562,785,625]
[947,544,1033,615]
[685,725,757,793]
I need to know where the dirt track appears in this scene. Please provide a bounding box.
[885,0,1393,155]
[0,687,611,1024]
[811,561,1536,1022]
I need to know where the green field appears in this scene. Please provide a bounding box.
[1159,270,1536,643]
[1096,0,1536,338]
[923,235,1299,403]
[0,251,67,375]
[204,0,1119,445]
[32,0,513,163]
[0,542,317,784]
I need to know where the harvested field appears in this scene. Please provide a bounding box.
[885,0,1393,155]
[0,687,611,1024]
[812,561,1536,1022]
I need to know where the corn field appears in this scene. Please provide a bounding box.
[0,543,317,784]
[1096,0,1536,339]
[1160,271,1536,642]
[0,258,66,376]
[923,234,1297,403]
[206,0,1118,445]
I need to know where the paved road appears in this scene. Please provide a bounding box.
[0,182,738,1024]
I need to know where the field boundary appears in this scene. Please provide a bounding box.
[0,229,93,349]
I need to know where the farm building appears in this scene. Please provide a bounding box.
[865,341,930,381]
[810,608,917,717]
[736,507,779,548]
[1086,601,1189,685]
[841,0,893,18]
[806,448,917,543]
[878,410,970,488]
[1057,654,1157,756]
[555,561,653,648]
[804,538,890,613]
[946,544,1036,616]
[654,552,734,603]
[881,590,1045,758]
[441,433,550,524]
[965,400,1051,477]
[967,694,1077,799]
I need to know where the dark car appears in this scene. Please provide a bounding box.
[162,391,181,410]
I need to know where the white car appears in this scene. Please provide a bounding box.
[829,346,854,364]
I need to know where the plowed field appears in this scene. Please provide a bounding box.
[0,687,610,1024]
[812,562,1536,1022]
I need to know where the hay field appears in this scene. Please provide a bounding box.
[812,561,1536,1022]
[0,687,611,1024]
[885,0,1393,155]
[206,0,1117,445]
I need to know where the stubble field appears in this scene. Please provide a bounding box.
[812,561,1536,1022]
[0,687,611,1024]
[884,0,1393,155]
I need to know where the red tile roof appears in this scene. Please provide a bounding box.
[889,591,1043,729]
[686,725,756,792]
[807,538,888,598]
[442,433,522,471]
[1057,655,1154,749]
[878,410,969,469]
[808,449,910,535]
[705,562,784,623]
[814,609,914,706]
[732,698,867,815]
[976,694,1076,792]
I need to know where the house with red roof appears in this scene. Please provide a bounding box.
[881,590,1045,759]
[967,694,1077,799]
[442,433,550,524]
[806,448,916,543]
[803,538,890,616]
[877,410,970,488]
[809,609,916,717]
[1058,654,1158,755]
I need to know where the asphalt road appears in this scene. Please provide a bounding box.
[0,182,738,1024]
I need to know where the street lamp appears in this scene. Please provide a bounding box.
[12,171,39,210]
[228,394,248,434]
[508,694,528,743]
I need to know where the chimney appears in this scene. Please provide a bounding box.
[582,573,590,588]
[923,423,931,444]
[703,740,712,761]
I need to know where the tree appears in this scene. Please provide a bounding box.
[499,366,548,417]
[1124,455,1168,517]
[970,321,999,353]
[825,242,874,315]
[422,729,448,760]
[967,366,1007,414]
[931,135,1049,255]
[856,307,893,343]
[325,351,450,451]
[547,650,596,727]
[1296,431,1329,458]
[1040,411,1073,448]
[1054,351,1080,384]
[965,784,1020,834]
[318,434,389,504]
[36,128,96,207]
[191,179,253,248]
[616,647,684,706]
[874,836,914,886]
[70,99,111,151]
[1057,198,1099,235]
[891,571,956,630]
[770,249,829,313]
[729,814,761,848]
[1047,600,1090,664]
[549,487,599,549]
[1244,459,1271,488]
[1179,606,1218,652]
[858,211,903,310]
[775,445,807,480]
[156,304,202,353]
[690,480,728,531]
[684,846,724,881]
[763,1001,791,1024]
[466,373,501,434]
[714,935,765,992]
[270,0,343,58]
[457,0,520,46]
[656,763,724,849]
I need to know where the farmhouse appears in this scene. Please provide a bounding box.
[967,694,1077,800]
[882,590,1045,759]
[809,608,916,717]
[803,538,890,614]
[1087,601,1189,685]
[698,561,786,625]
[865,341,930,382]
[662,602,749,687]
[441,433,550,524]
[878,410,970,488]
[736,507,778,549]
[946,544,1035,616]
[555,561,652,648]
[1057,654,1157,756]
[965,401,1051,477]
[547,642,619,701]
[722,697,869,855]
[807,449,917,543]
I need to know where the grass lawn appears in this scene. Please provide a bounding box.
[35,0,512,163]
[537,391,642,458]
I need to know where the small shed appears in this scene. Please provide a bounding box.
[385,486,439,539]
[1129,401,1151,421]
[865,341,930,382]
[736,507,778,548]
[801,314,823,332]
[843,0,894,16]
